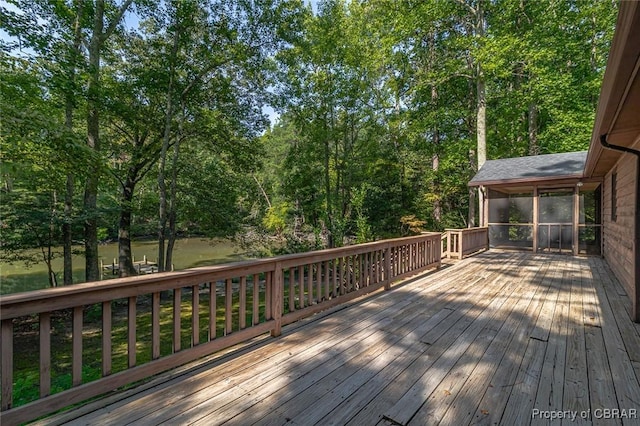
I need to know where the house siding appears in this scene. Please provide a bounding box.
[602,149,638,300]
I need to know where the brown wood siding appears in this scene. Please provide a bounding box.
[603,152,637,300]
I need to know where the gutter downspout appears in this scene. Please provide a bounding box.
[600,134,640,322]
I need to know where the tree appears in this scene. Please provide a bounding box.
[0,54,89,286]
[83,0,134,282]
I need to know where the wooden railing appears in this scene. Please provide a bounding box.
[441,227,489,260]
[0,233,441,425]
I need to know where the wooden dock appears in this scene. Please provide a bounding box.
[36,251,640,425]
[101,256,160,275]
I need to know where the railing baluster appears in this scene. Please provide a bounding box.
[385,246,392,290]
[225,279,232,335]
[152,292,160,360]
[316,262,321,303]
[364,253,369,287]
[405,245,408,272]
[289,267,295,313]
[331,259,339,297]
[373,251,378,284]
[72,306,83,386]
[102,302,111,376]
[239,277,246,330]
[1,319,13,410]
[39,313,50,398]
[307,264,313,305]
[252,274,260,325]
[174,288,181,352]
[192,285,199,345]
[324,261,330,301]
[392,247,397,276]
[209,282,216,340]
[128,296,136,368]
[363,253,369,287]
[347,256,352,293]
[298,265,305,309]
[265,271,272,321]
[424,240,429,266]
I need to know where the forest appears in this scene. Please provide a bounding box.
[0,0,617,288]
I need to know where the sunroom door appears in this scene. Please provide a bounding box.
[537,189,574,254]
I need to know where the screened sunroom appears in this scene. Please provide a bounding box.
[469,151,602,255]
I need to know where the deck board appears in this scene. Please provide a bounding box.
[41,252,640,426]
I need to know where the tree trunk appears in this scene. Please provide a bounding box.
[157,130,169,273]
[157,23,181,272]
[432,84,441,224]
[118,176,138,277]
[475,2,486,228]
[49,191,58,288]
[165,116,183,271]
[324,134,334,248]
[63,0,83,285]
[84,0,105,283]
[432,151,441,223]
[63,175,74,284]
[528,102,539,155]
[468,149,477,227]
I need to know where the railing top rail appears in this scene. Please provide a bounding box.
[278,232,440,268]
[444,227,488,232]
[0,233,441,320]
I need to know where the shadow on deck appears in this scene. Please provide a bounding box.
[38,251,640,425]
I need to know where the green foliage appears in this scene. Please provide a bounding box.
[0,0,617,283]
[400,215,427,236]
[263,202,290,235]
[352,184,372,244]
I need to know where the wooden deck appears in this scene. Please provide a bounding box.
[40,251,640,426]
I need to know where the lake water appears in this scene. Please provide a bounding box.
[0,238,248,295]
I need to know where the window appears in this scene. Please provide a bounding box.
[611,171,617,222]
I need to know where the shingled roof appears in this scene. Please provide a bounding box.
[469,151,588,186]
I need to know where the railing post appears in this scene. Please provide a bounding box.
[384,244,392,291]
[271,262,283,337]
[436,236,442,268]
[485,226,489,250]
[458,231,464,259]
[446,230,451,259]
[1,319,13,410]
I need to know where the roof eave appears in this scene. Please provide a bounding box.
[585,0,640,177]
[469,173,584,187]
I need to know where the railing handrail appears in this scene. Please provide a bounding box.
[444,227,488,232]
[441,227,489,260]
[0,233,440,320]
